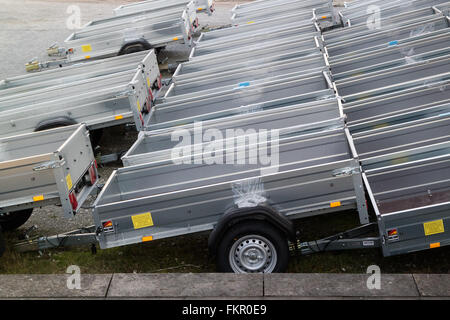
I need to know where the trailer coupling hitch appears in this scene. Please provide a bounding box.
[46,43,67,57]
[18,225,38,241]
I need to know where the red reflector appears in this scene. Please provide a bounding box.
[89,164,97,185]
[139,113,144,126]
[69,191,78,211]
[94,159,98,169]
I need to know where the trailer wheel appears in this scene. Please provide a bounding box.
[118,41,152,56]
[0,209,33,231]
[217,221,289,273]
[0,226,5,257]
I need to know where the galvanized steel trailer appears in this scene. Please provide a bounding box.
[197,12,316,43]
[92,125,368,264]
[173,50,325,82]
[0,124,97,235]
[334,55,450,102]
[166,55,329,96]
[231,0,333,25]
[299,133,450,257]
[189,22,321,59]
[362,155,450,257]
[1,51,152,95]
[188,32,323,62]
[27,2,197,72]
[0,50,160,138]
[327,5,449,43]
[173,36,323,78]
[325,16,450,58]
[330,34,450,80]
[122,99,344,166]
[344,80,450,132]
[64,2,196,61]
[231,0,330,13]
[114,0,215,16]
[338,0,450,26]
[148,71,335,130]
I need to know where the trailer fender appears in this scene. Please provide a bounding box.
[35,117,77,132]
[118,40,152,56]
[208,205,295,256]
[0,208,34,231]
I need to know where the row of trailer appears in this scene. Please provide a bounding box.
[1,0,450,273]
[0,0,212,254]
[0,0,218,232]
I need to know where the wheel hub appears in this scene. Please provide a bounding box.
[230,235,277,273]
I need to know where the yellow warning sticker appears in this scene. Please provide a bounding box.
[146,77,151,88]
[33,195,44,202]
[424,219,445,236]
[81,44,92,52]
[246,21,255,24]
[115,115,123,120]
[132,212,154,230]
[66,173,73,191]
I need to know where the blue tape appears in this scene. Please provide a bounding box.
[388,40,399,46]
[238,82,250,87]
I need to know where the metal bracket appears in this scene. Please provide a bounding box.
[114,88,135,99]
[332,166,359,177]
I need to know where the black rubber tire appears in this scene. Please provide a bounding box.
[35,118,77,132]
[0,225,5,257]
[216,221,289,273]
[0,208,33,231]
[119,44,145,55]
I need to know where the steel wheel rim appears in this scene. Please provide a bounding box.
[229,234,277,273]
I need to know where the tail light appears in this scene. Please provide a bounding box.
[388,229,398,237]
[69,191,78,211]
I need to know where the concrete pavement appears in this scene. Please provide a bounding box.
[0,273,449,299]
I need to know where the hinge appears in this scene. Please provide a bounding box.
[33,160,65,171]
